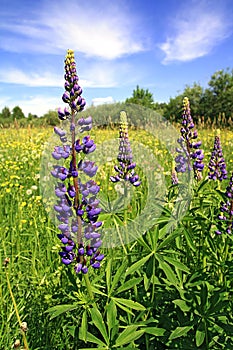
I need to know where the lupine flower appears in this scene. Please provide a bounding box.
[110,111,141,186]
[216,172,233,234]
[175,97,204,180]
[51,49,103,274]
[208,135,227,181]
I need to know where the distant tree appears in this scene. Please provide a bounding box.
[1,106,11,119]
[126,85,154,108]
[201,68,233,119]
[12,106,25,119]
[164,83,204,121]
[28,113,38,120]
[42,110,58,126]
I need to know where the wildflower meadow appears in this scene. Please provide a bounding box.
[1,50,233,350]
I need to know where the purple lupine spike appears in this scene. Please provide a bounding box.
[208,135,227,181]
[175,97,204,180]
[110,111,141,187]
[216,172,233,234]
[52,49,103,274]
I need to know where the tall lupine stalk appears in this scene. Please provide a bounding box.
[208,135,227,181]
[216,173,233,235]
[51,49,103,275]
[175,97,204,180]
[110,111,141,187]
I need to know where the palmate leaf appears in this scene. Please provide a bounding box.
[196,329,205,347]
[112,297,146,311]
[125,253,153,276]
[172,299,190,312]
[79,310,87,342]
[113,326,144,347]
[85,331,107,347]
[155,255,178,285]
[108,259,128,296]
[45,304,80,320]
[157,230,180,249]
[144,327,166,336]
[162,256,190,273]
[106,257,112,295]
[183,227,196,251]
[89,306,109,345]
[106,299,118,332]
[116,277,143,294]
[169,326,193,340]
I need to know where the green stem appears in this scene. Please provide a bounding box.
[113,217,128,255]
[83,273,94,301]
[5,269,29,350]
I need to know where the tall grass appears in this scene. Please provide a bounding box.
[0,125,233,349]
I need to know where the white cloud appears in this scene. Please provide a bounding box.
[92,96,114,106]
[0,69,63,87]
[0,0,145,59]
[159,2,232,63]
[0,60,131,88]
[0,95,61,117]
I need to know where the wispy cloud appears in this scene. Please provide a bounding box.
[92,96,114,106]
[0,95,61,117]
[0,69,63,87]
[0,0,145,59]
[159,1,232,64]
[0,59,133,88]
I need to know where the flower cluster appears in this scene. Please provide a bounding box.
[110,111,141,187]
[208,135,227,181]
[175,97,204,180]
[51,49,103,274]
[216,173,233,235]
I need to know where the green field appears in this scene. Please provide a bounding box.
[1,125,233,349]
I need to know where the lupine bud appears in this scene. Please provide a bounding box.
[110,111,141,186]
[208,135,227,181]
[175,97,204,180]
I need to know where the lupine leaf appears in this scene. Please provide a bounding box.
[200,282,208,307]
[106,257,112,295]
[183,228,196,251]
[169,326,193,340]
[45,304,79,319]
[90,306,109,345]
[91,285,107,297]
[172,299,190,312]
[106,299,118,332]
[125,253,153,276]
[116,277,143,294]
[112,297,146,311]
[158,221,177,240]
[109,260,127,296]
[156,255,178,285]
[144,327,166,336]
[85,331,107,346]
[163,256,190,273]
[196,329,205,347]
[113,326,144,347]
[79,310,87,342]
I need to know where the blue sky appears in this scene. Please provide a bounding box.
[0,0,232,116]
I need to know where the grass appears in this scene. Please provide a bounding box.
[1,125,233,349]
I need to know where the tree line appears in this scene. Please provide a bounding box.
[0,68,232,128]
